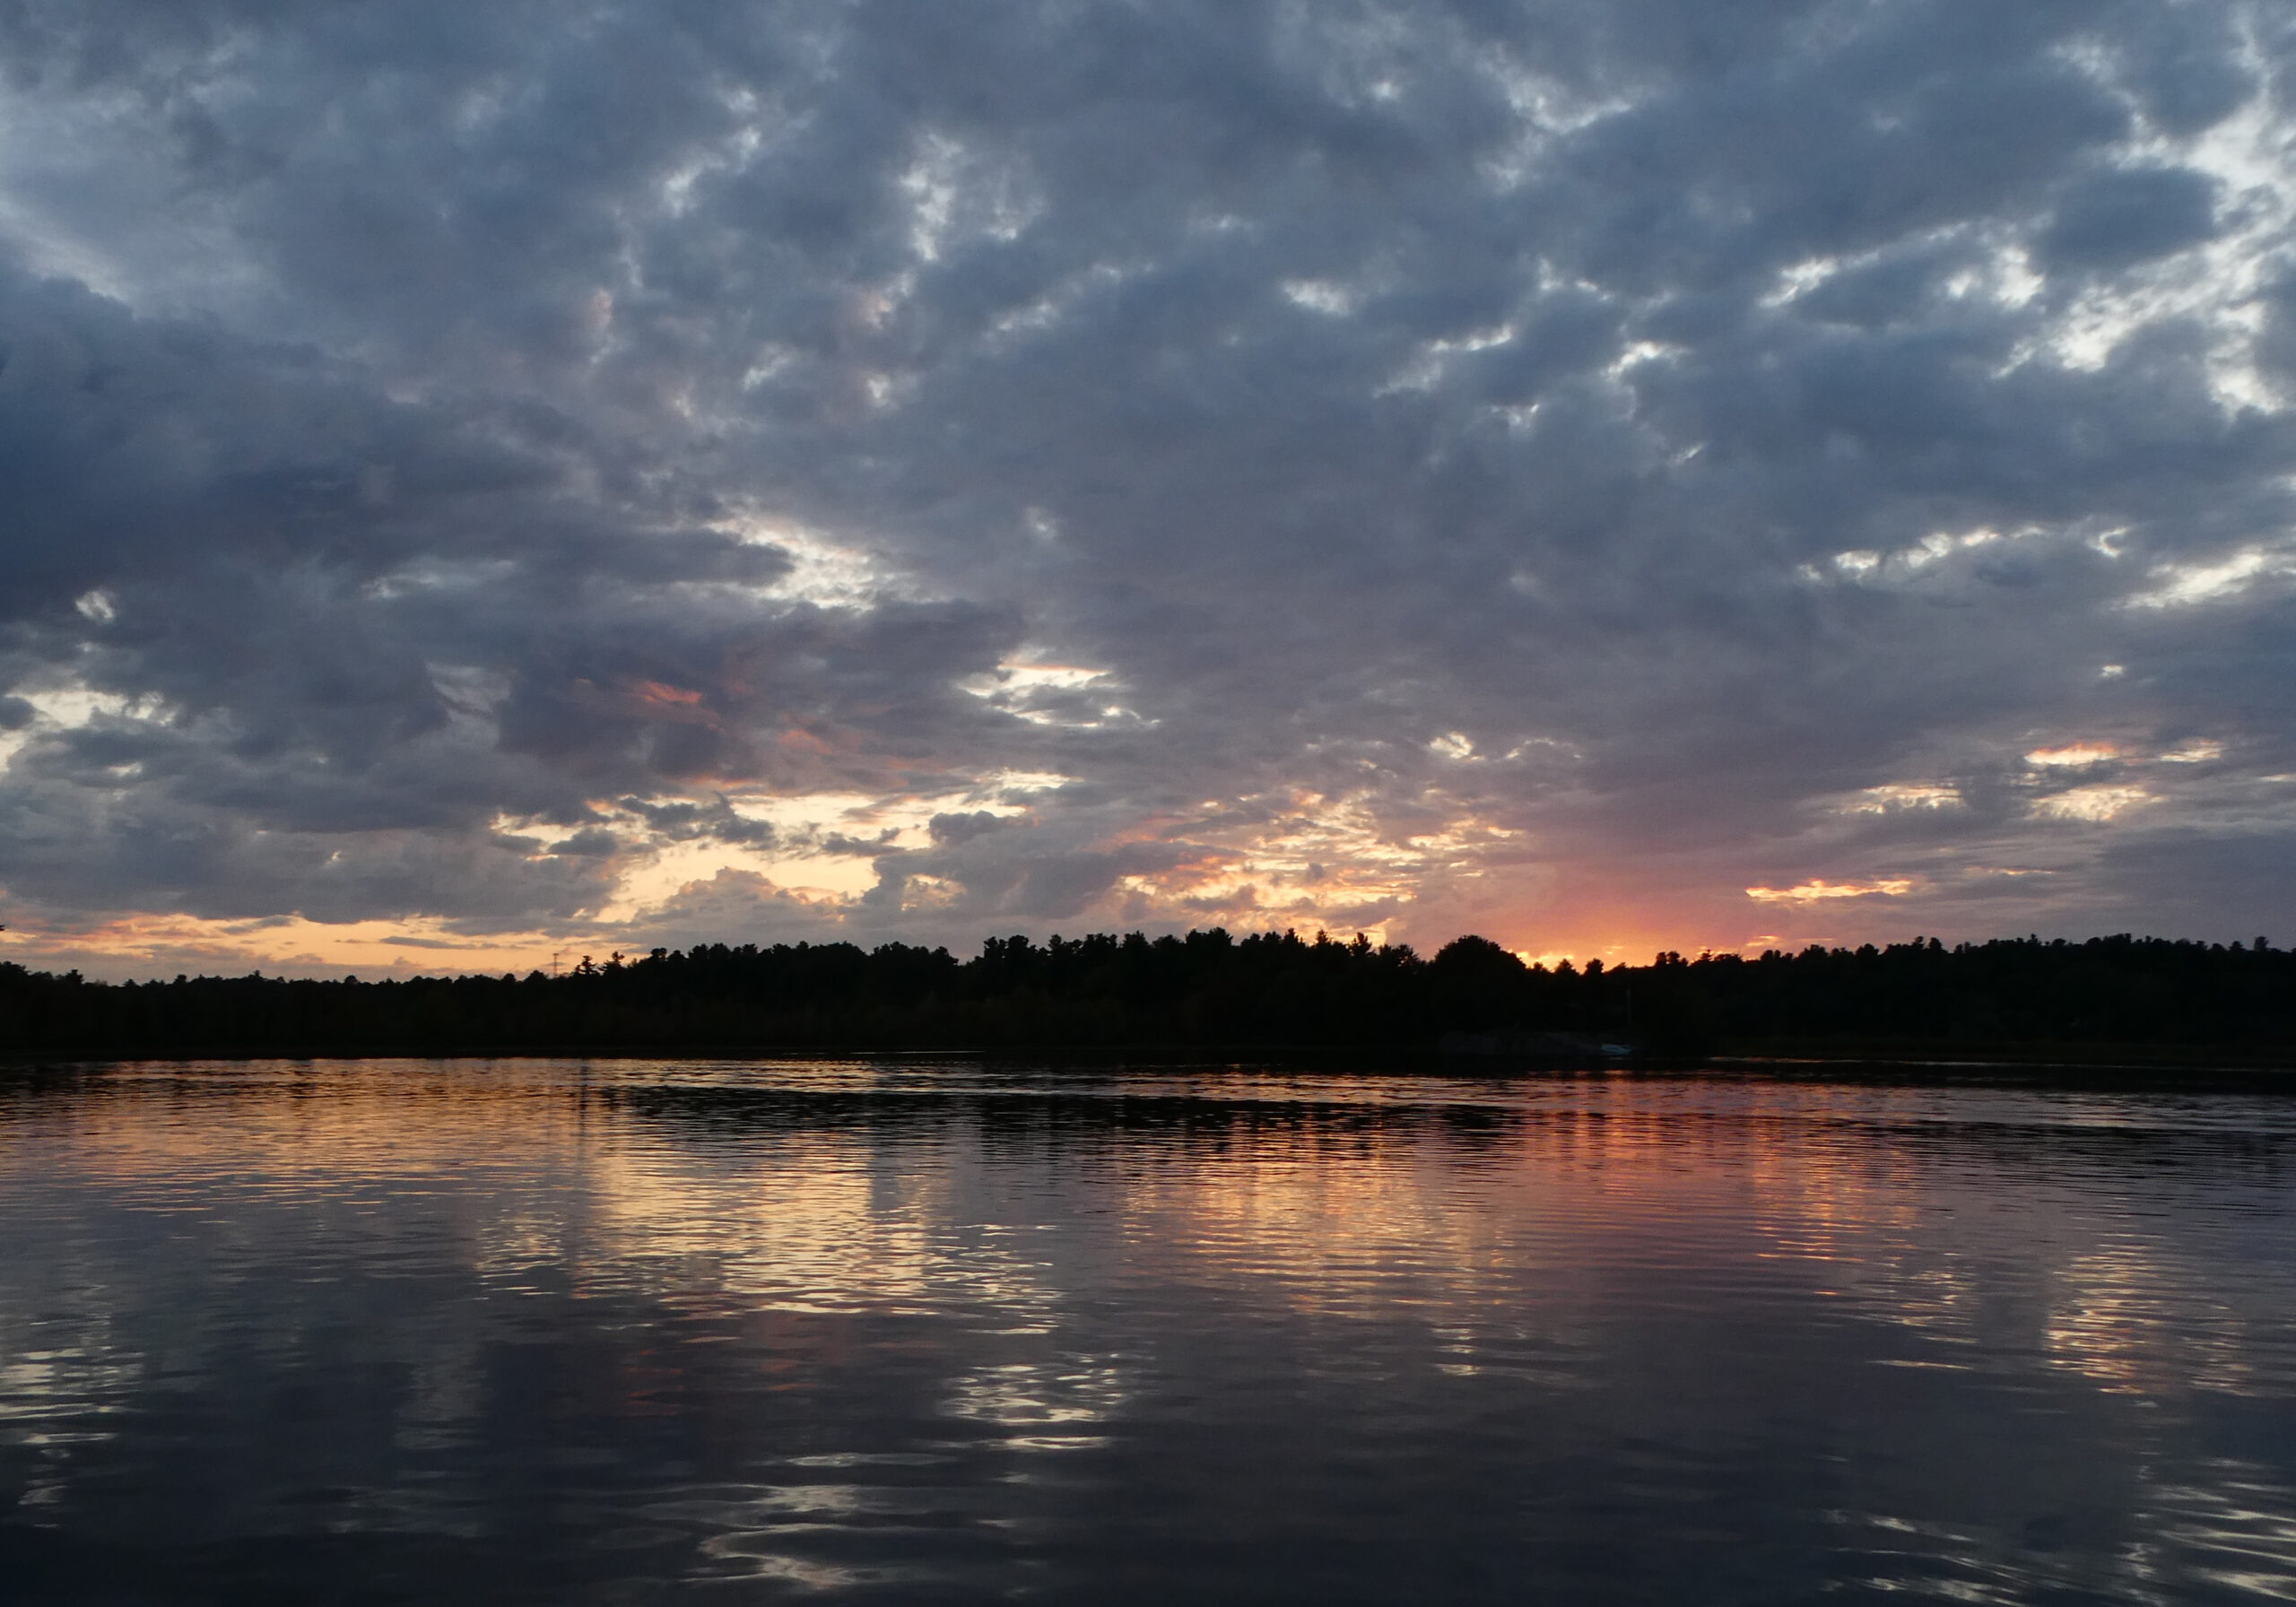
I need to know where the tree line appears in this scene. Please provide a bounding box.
[0,928,2289,1057]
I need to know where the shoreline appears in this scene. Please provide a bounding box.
[4,1040,2293,1089]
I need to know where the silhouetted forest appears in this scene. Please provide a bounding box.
[0,929,2292,1059]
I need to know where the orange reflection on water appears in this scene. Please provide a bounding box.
[4,1061,2285,1421]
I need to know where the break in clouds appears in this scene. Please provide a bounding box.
[1,0,2293,976]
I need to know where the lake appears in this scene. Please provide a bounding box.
[4,1058,2295,1603]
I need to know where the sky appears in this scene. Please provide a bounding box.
[0,0,2292,980]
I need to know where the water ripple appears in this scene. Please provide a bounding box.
[4,1058,2295,1602]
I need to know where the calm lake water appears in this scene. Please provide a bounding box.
[4,1059,2296,1604]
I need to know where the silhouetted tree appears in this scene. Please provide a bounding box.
[0,930,2286,1057]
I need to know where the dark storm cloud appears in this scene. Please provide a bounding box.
[615,795,778,848]
[0,256,1022,929]
[2041,166,2224,270]
[0,0,2291,967]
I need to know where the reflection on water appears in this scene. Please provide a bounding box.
[3,1060,2295,1603]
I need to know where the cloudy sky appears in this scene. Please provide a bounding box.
[0,0,2292,978]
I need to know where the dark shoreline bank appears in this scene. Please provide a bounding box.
[5,1040,2292,1094]
[4,929,2291,1074]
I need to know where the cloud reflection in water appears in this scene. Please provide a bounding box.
[2,1060,2295,1603]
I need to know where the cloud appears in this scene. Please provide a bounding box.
[0,0,2292,975]
[928,811,1019,847]
[2025,743,2121,768]
[1746,879,1917,906]
[2031,786,2153,822]
[2040,166,2222,272]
